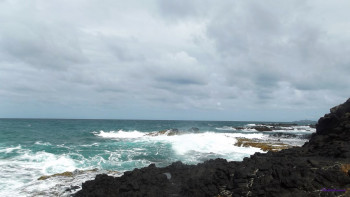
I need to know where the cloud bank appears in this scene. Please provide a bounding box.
[1,0,349,121]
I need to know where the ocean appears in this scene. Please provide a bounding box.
[0,119,315,196]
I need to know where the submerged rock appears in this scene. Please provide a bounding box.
[75,98,350,197]
[189,127,200,133]
[234,137,294,152]
[38,171,73,180]
[37,168,99,180]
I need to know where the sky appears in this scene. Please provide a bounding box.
[0,0,350,121]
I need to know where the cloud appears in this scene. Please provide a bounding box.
[0,0,349,120]
[0,5,87,70]
[204,1,350,106]
[157,0,198,20]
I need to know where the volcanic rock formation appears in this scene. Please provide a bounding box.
[75,99,350,197]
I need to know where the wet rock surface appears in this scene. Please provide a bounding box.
[75,99,350,197]
[271,132,312,139]
[234,137,294,152]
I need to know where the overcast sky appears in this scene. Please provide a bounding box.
[1,0,349,121]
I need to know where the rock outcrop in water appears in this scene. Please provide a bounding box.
[75,99,350,197]
[234,137,294,152]
[146,129,181,136]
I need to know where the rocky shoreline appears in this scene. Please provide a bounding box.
[75,99,350,197]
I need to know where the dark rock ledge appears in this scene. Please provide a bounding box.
[75,99,350,197]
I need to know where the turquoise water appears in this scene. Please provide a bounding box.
[0,119,250,169]
[0,119,315,196]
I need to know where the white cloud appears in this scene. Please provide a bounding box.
[0,0,349,120]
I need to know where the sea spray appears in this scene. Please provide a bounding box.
[0,119,315,196]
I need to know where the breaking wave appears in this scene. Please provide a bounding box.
[93,130,146,139]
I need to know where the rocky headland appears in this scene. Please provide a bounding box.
[75,99,350,197]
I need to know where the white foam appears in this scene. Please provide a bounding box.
[0,148,127,197]
[0,130,274,196]
[13,168,123,197]
[271,126,316,134]
[0,149,80,197]
[149,132,265,158]
[94,130,146,139]
[0,145,22,153]
[79,143,100,147]
[240,128,259,132]
[215,126,236,131]
[34,141,52,146]
[242,124,316,133]
[293,125,316,132]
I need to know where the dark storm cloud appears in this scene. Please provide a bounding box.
[1,0,350,120]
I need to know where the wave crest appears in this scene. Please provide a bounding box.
[94,130,146,139]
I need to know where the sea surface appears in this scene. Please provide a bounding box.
[0,119,315,196]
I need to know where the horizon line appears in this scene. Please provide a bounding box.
[0,117,317,122]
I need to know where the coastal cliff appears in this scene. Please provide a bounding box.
[75,99,350,197]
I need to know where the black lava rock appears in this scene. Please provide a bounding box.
[75,98,350,197]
